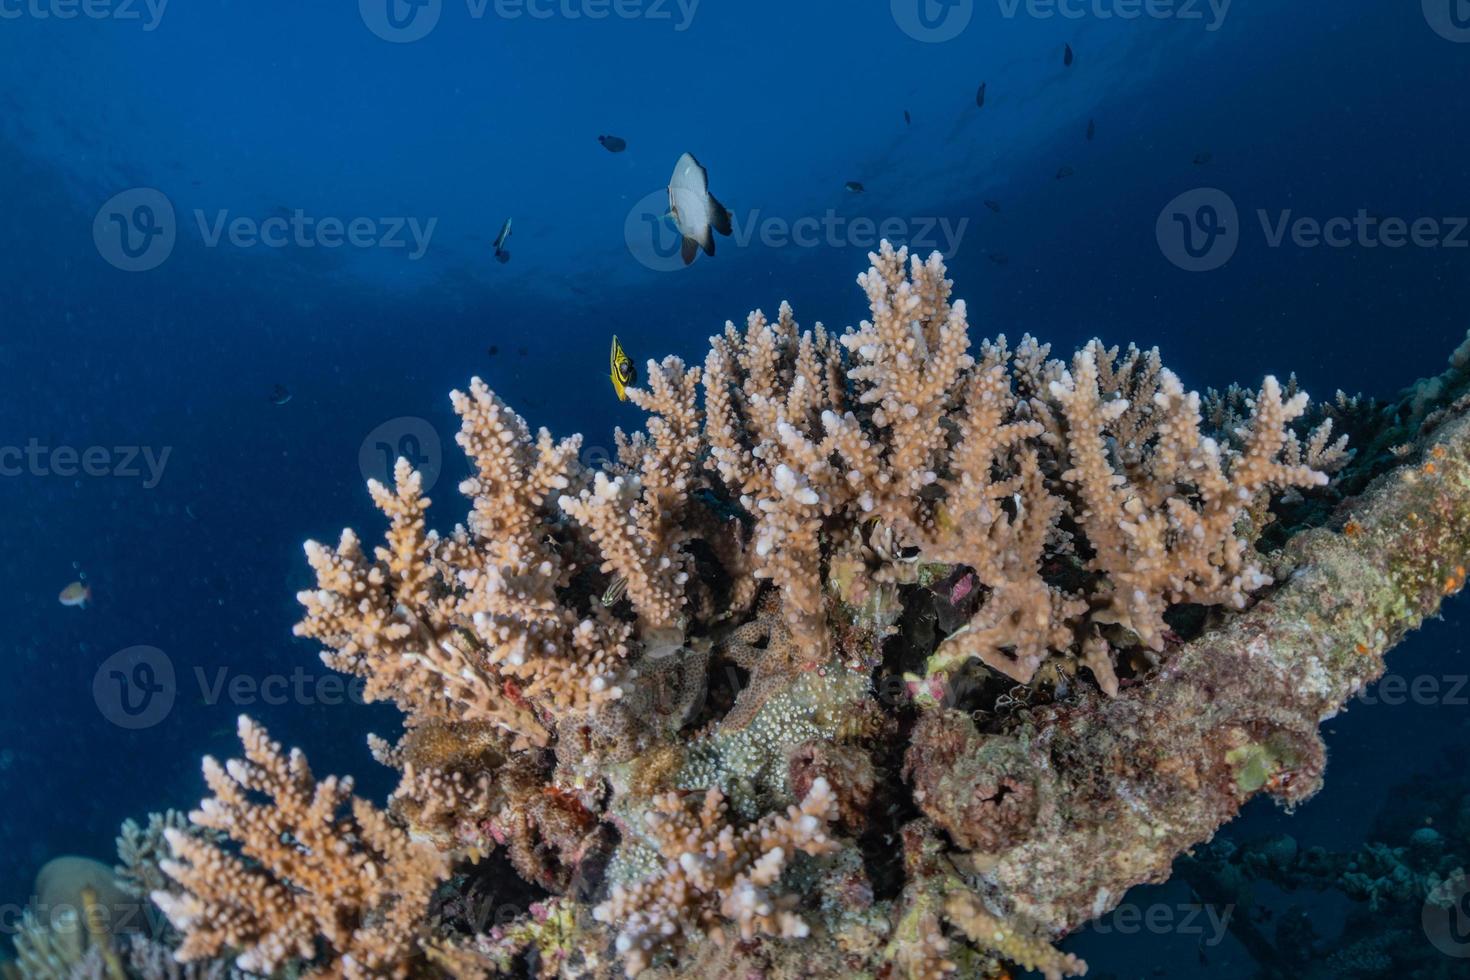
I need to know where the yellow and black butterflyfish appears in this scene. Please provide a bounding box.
[610,335,638,401]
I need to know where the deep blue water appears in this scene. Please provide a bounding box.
[2,1,1469,976]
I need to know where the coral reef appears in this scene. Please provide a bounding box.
[100,246,1470,979]
[150,716,449,978]
[1179,770,1470,979]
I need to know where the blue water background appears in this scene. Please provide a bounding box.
[2,1,1468,974]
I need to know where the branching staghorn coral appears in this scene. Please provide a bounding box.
[151,716,449,978]
[122,246,1470,980]
[295,381,635,747]
[592,777,839,977]
[560,355,703,640]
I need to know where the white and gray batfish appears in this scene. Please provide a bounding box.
[666,152,732,266]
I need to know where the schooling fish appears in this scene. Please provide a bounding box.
[610,335,638,401]
[492,217,512,263]
[904,109,911,126]
[845,181,865,193]
[598,134,627,153]
[1056,165,1075,179]
[59,581,91,609]
[1193,151,1213,166]
[984,199,1001,213]
[975,82,986,108]
[1086,118,1095,141]
[667,153,733,266]
[1064,43,1074,67]
[268,384,292,406]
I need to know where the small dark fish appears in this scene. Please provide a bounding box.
[487,345,499,357]
[988,252,1009,265]
[975,82,986,108]
[845,181,865,193]
[1193,151,1213,166]
[517,347,528,356]
[984,199,1001,213]
[1055,165,1075,179]
[904,109,911,126]
[1064,43,1074,67]
[268,384,292,406]
[1086,118,1095,141]
[598,134,627,153]
[492,217,512,263]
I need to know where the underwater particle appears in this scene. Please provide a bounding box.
[268,383,292,406]
[845,181,865,194]
[1064,43,1074,67]
[598,134,627,153]
[1086,118,1095,141]
[59,581,91,608]
[610,335,638,402]
[667,152,733,266]
[984,199,1001,213]
[1055,166,1075,180]
[1193,151,1214,166]
[975,82,986,108]
[493,217,512,264]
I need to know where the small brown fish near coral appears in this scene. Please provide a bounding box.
[59,581,91,608]
[667,152,733,265]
